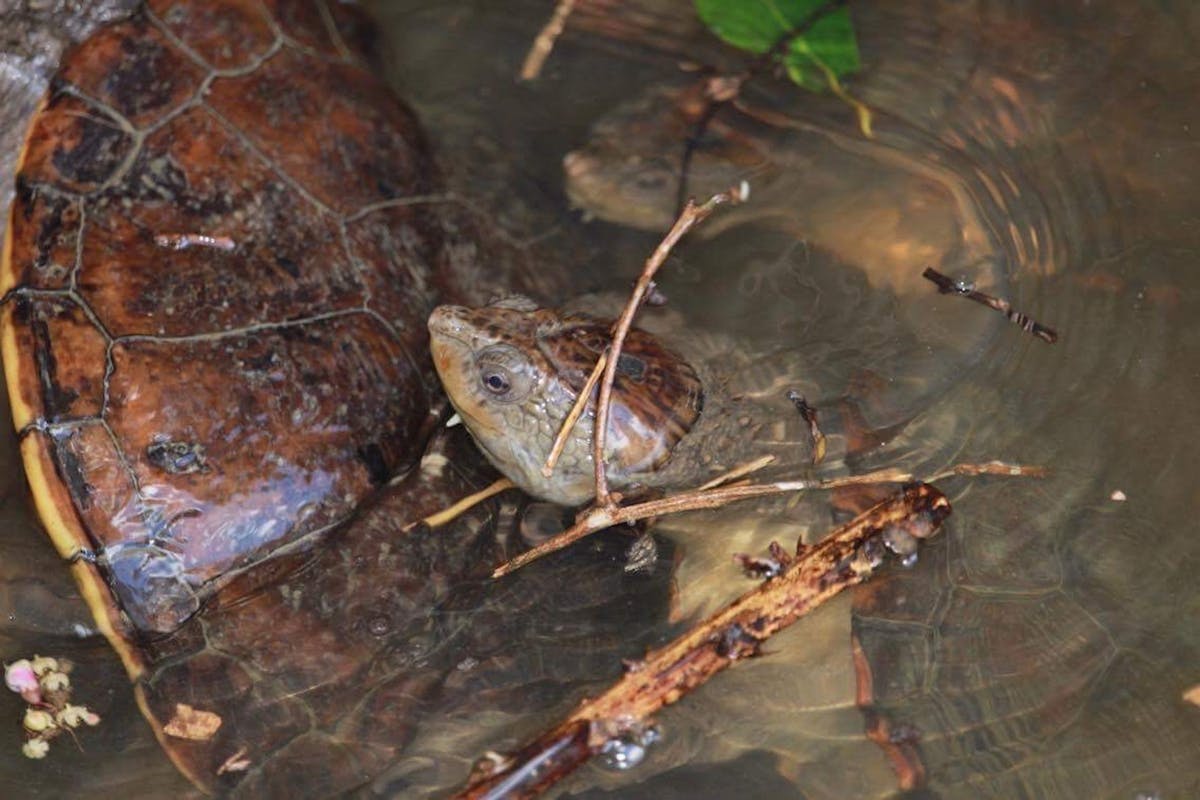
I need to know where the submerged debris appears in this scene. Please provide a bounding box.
[5,656,102,759]
[163,702,223,742]
[787,390,826,464]
[453,485,951,799]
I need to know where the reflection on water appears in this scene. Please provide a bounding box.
[2,0,1199,797]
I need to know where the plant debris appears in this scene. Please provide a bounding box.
[921,267,1058,344]
[787,390,827,464]
[163,703,223,742]
[5,656,102,759]
[520,0,577,81]
[453,484,951,799]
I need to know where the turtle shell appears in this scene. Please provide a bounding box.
[1,0,452,652]
[1,1,621,794]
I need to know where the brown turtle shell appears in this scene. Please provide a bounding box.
[1,0,453,644]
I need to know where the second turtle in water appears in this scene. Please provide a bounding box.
[429,297,817,506]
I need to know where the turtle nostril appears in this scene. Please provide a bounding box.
[428,306,468,336]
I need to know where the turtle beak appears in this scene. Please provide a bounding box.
[428,306,476,396]
[428,305,471,341]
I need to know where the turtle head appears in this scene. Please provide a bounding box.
[428,298,703,505]
[563,84,765,232]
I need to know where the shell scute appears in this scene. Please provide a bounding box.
[148,0,276,72]
[5,294,108,422]
[80,105,361,338]
[58,14,205,128]
[4,189,80,292]
[205,46,430,215]
[18,94,134,194]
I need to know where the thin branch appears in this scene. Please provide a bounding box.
[542,351,607,477]
[675,0,851,215]
[492,461,1040,578]
[455,484,952,799]
[520,0,577,81]
[922,268,1058,344]
[786,391,826,465]
[403,478,514,532]
[592,183,749,505]
[697,454,776,491]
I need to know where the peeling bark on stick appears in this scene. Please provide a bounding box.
[452,483,952,799]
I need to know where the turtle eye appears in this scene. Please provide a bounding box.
[482,369,512,395]
[475,345,534,404]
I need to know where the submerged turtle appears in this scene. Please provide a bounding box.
[562,80,1002,297]
[428,296,823,506]
[0,0,680,795]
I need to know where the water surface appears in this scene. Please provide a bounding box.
[1,1,1198,797]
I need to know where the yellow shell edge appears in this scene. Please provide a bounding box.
[134,686,212,795]
[1,96,144,682]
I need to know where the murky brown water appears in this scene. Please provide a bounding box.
[3,0,1199,797]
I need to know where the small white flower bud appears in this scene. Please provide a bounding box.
[21,738,50,759]
[29,656,58,676]
[23,708,56,733]
[40,671,70,693]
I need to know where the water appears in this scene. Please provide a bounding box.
[2,0,1199,797]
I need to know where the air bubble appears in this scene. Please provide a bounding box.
[598,726,660,772]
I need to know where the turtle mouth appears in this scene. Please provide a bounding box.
[428,306,476,379]
[427,306,505,438]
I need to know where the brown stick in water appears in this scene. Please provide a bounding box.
[520,0,577,81]
[454,483,952,799]
[922,268,1058,344]
[492,461,1038,578]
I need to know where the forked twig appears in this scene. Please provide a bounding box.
[454,484,952,799]
[592,183,749,505]
[491,462,1040,578]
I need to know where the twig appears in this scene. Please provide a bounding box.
[786,390,826,465]
[454,484,952,799]
[520,0,577,81]
[542,351,607,477]
[675,0,851,215]
[697,454,776,491]
[492,461,1039,578]
[592,183,749,505]
[403,478,514,532]
[926,460,1047,481]
[922,268,1058,344]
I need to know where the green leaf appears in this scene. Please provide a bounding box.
[695,0,861,92]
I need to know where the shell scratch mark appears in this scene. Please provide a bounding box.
[154,233,237,251]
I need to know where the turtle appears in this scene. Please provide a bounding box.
[427,296,832,507]
[0,0,685,795]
